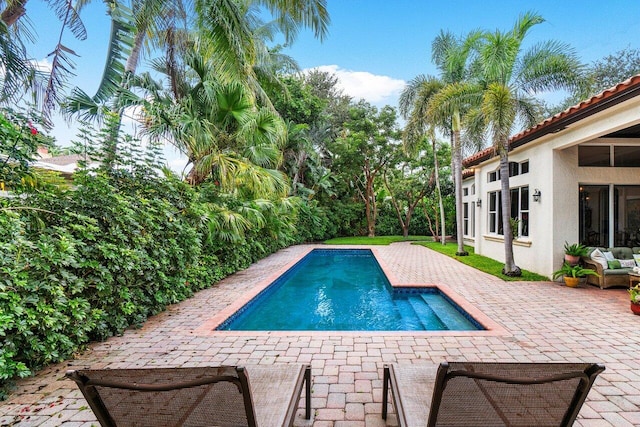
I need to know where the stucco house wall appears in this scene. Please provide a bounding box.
[462,75,640,279]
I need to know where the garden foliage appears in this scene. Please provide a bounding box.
[0,140,330,398]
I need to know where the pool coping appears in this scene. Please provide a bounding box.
[195,245,508,336]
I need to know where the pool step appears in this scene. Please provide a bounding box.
[419,294,477,331]
[407,296,448,330]
[394,299,426,330]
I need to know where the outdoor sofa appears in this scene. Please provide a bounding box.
[582,246,640,289]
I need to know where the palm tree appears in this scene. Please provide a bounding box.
[477,11,583,276]
[0,0,88,125]
[63,0,329,168]
[426,30,482,255]
[139,41,288,196]
[399,75,447,244]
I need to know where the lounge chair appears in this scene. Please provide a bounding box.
[66,364,311,427]
[382,361,605,427]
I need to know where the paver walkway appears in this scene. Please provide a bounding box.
[1,243,639,426]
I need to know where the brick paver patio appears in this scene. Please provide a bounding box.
[1,242,639,426]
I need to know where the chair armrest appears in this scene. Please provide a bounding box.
[581,257,603,275]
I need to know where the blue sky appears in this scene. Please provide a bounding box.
[281,0,640,108]
[25,0,640,169]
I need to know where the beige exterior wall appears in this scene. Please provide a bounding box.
[463,94,640,278]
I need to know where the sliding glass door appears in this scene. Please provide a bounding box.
[579,185,640,247]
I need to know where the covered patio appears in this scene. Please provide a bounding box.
[0,242,638,426]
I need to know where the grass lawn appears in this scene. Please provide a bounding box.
[415,241,549,282]
[323,236,549,281]
[323,236,432,245]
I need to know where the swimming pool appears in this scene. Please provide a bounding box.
[216,249,483,331]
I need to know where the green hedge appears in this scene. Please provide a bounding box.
[0,167,330,398]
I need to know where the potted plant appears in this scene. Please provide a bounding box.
[629,285,640,315]
[563,242,588,266]
[552,262,599,287]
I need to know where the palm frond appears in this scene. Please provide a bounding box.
[0,22,44,107]
[515,40,584,94]
[48,0,87,40]
[427,81,482,126]
[43,43,78,125]
[90,2,135,104]
[260,0,330,43]
[481,82,515,146]
[511,10,545,41]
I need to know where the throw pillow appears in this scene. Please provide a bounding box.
[603,251,615,261]
[619,259,636,268]
[634,254,640,266]
[590,248,609,269]
[607,260,622,269]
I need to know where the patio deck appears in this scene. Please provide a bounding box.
[1,242,638,426]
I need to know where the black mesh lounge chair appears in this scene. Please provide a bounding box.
[66,365,311,427]
[382,362,605,427]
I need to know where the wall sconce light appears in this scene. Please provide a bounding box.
[533,189,541,202]
[476,198,482,207]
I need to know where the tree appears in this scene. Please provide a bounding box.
[330,102,401,237]
[0,0,88,125]
[476,11,583,276]
[399,75,447,244]
[138,41,287,196]
[382,140,434,238]
[63,0,330,168]
[553,47,640,113]
[425,30,482,255]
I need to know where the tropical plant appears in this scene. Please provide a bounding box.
[0,0,90,124]
[139,48,288,195]
[0,108,52,192]
[382,140,434,238]
[329,102,401,237]
[399,75,447,244]
[64,0,330,169]
[555,47,640,112]
[629,285,640,304]
[552,262,599,279]
[474,11,584,276]
[425,30,483,255]
[564,242,588,257]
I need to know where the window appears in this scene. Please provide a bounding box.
[579,146,611,166]
[579,185,640,247]
[509,162,519,177]
[614,146,640,167]
[489,192,500,233]
[488,161,528,182]
[471,184,475,195]
[463,188,469,196]
[463,202,469,235]
[488,186,529,237]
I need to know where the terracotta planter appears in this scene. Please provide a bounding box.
[564,254,580,266]
[563,276,580,287]
[631,302,640,315]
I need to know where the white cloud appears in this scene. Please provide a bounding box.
[307,65,405,107]
[33,58,52,73]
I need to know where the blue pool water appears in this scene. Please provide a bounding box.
[217,249,482,331]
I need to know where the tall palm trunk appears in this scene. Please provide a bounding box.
[1,0,27,26]
[433,138,446,245]
[452,111,468,255]
[499,140,520,275]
